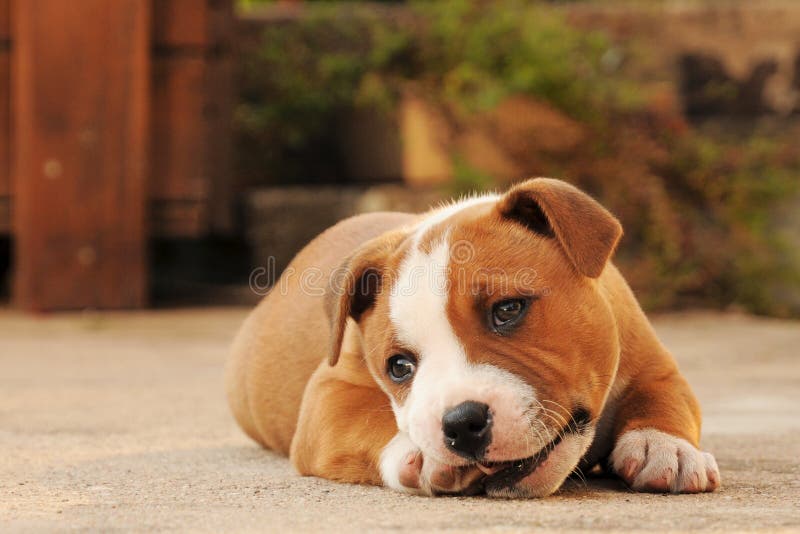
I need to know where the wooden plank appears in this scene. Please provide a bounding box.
[0,0,10,42]
[150,54,236,236]
[13,0,150,310]
[208,0,234,52]
[150,0,235,237]
[205,55,234,233]
[153,0,232,50]
[153,0,208,48]
[0,50,9,233]
[151,55,209,204]
[0,0,11,234]
[150,53,238,236]
[0,197,8,233]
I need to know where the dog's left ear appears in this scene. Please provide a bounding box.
[497,178,623,278]
[325,229,406,366]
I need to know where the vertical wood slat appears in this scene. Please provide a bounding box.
[0,51,9,233]
[13,0,150,310]
[150,0,235,236]
[153,0,234,49]
[150,56,208,236]
[0,0,9,40]
[152,56,209,202]
[0,0,10,232]
[206,0,235,233]
[150,56,235,235]
[205,55,234,233]
[154,0,209,48]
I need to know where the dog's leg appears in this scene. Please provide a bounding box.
[290,357,483,495]
[609,369,720,493]
[289,360,396,486]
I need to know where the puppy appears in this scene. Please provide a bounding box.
[226,178,720,497]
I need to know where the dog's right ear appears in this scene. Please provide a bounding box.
[497,178,622,278]
[325,230,407,366]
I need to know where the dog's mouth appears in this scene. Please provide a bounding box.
[478,407,592,491]
[478,432,565,489]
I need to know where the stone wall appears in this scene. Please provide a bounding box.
[566,2,800,116]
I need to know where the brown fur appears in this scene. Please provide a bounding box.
[226,179,703,489]
[226,212,415,454]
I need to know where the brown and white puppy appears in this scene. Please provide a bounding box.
[226,178,720,498]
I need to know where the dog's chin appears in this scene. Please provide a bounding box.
[482,427,595,499]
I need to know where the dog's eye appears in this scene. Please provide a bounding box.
[491,298,529,330]
[387,354,416,383]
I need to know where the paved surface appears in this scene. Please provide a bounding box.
[1,308,799,532]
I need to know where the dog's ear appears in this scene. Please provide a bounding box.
[497,178,623,278]
[325,230,406,366]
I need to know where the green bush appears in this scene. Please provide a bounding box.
[237,0,800,317]
[237,4,411,183]
[237,1,619,183]
[410,0,623,118]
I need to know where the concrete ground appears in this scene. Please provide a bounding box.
[1,308,799,533]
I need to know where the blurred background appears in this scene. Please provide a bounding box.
[1,0,799,317]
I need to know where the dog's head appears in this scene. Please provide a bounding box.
[327,178,623,497]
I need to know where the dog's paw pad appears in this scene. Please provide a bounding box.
[611,428,720,493]
[380,432,426,494]
[422,461,484,495]
[397,451,423,489]
[380,433,484,496]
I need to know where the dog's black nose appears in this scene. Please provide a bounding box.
[442,401,492,458]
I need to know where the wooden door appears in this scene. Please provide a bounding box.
[13,0,150,309]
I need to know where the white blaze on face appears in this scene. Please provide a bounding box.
[388,197,540,464]
[390,237,462,434]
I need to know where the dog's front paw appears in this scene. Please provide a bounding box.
[611,428,720,493]
[380,432,484,496]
